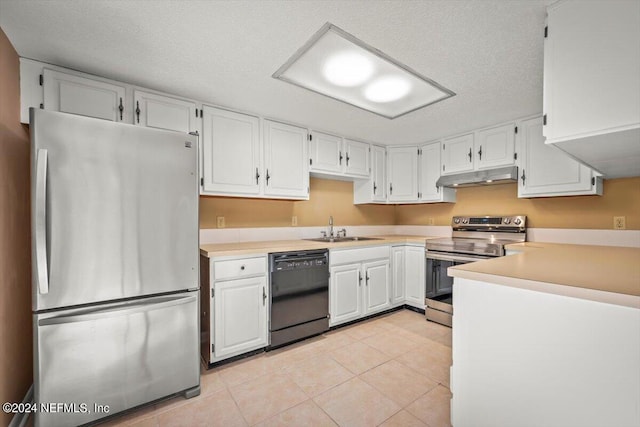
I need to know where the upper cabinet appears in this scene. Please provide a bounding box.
[517,116,602,198]
[201,106,261,196]
[387,147,419,202]
[200,107,309,200]
[442,124,516,175]
[310,131,370,178]
[43,69,126,122]
[353,144,386,204]
[543,0,640,178]
[133,90,199,134]
[263,120,309,199]
[419,141,455,203]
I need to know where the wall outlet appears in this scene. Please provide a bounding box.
[427,217,435,226]
[613,216,626,230]
[291,216,298,226]
[216,216,225,228]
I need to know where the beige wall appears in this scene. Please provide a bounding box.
[0,27,32,425]
[396,178,640,229]
[200,177,396,228]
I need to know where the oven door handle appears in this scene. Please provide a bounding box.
[426,253,490,263]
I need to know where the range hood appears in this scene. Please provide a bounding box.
[436,166,518,188]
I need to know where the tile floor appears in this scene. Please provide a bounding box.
[103,309,452,427]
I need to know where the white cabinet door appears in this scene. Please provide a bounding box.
[310,131,342,174]
[263,120,309,199]
[201,106,260,195]
[388,147,419,202]
[133,90,198,133]
[405,246,425,309]
[391,247,405,306]
[442,133,474,174]
[518,116,601,198]
[419,141,455,203]
[371,145,387,202]
[475,123,515,169]
[43,69,126,122]
[344,139,370,177]
[330,264,362,326]
[363,260,391,315]
[214,276,267,359]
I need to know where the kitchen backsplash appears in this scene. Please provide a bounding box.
[200,176,640,231]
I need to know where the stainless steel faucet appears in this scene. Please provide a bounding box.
[328,215,334,238]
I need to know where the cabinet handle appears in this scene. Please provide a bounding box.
[255,168,260,185]
[262,287,266,305]
[468,148,472,162]
[135,101,141,123]
[118,98,123,120]
[389,183,393,195]
[266,169,270,186]
[373,181,377,194]
[365,273,369,285]
[478,145,482,160]
[346,153,350,166]
[358,271,362,286]
[521,169,526,186]
[339,151,343,165]
[240,265,245,270]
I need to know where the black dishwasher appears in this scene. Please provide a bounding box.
[268,249,329,349]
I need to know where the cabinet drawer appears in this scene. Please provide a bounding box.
[213,257,266,280]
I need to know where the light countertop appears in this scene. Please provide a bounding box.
[200,235,433,258]
[450,242,640,307]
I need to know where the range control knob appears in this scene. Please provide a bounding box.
[514,218,522,225]
[454,218,461,224]
[462,218,469,224]
[503,218,511,224]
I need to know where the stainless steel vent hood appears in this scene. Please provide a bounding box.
[436,166,518,188]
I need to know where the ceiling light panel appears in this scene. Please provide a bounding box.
[273,23,455,119]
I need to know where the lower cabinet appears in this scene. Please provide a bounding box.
[329,247,391,327]
[392,245,426,309]
[200,254,268,364]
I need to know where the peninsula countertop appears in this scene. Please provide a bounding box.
[200,235,435,258]
[449,242,640,307]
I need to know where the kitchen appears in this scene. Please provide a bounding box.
[1,1,639,426]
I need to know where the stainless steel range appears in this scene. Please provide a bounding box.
[425,215,526,326]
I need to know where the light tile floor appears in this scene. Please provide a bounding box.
[102,309,452,427]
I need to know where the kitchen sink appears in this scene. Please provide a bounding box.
[304,236,383,243]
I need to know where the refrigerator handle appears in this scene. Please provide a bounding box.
[39,293,197,326]
[35,148,50,295]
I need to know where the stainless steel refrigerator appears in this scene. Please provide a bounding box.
[30,109,200,427]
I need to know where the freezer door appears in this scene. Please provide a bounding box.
[30,109,199,310]
[34,292,199,427]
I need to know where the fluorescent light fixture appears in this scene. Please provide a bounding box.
[273,23,455,119]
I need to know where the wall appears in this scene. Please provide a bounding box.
[396,178,640,230]
[0,27,32,425]
[200,177,395,228]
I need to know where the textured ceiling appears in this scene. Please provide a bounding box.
[0,0,549,145]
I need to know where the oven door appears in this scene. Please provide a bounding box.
[425,252,491,326]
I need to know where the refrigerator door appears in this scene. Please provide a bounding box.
[34,292,199,427]
[30,109,199,311]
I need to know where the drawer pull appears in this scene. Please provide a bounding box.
[240,265,245,270]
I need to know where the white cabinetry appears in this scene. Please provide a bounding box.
[543,0,640,178]
[419,141,456,203]
[310,131,370,178]
[517,116,602,197]
[208,255,268,362]
[43,69,126,122]
[329,246,390,327]
[387,147,419,202]
[404,245,426,309]
[442,125,515,175]
[263,120,309,198]
[391,247,405,306]
[201,106,261,196]
[133,90,199,133]
[353,145,386,204]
